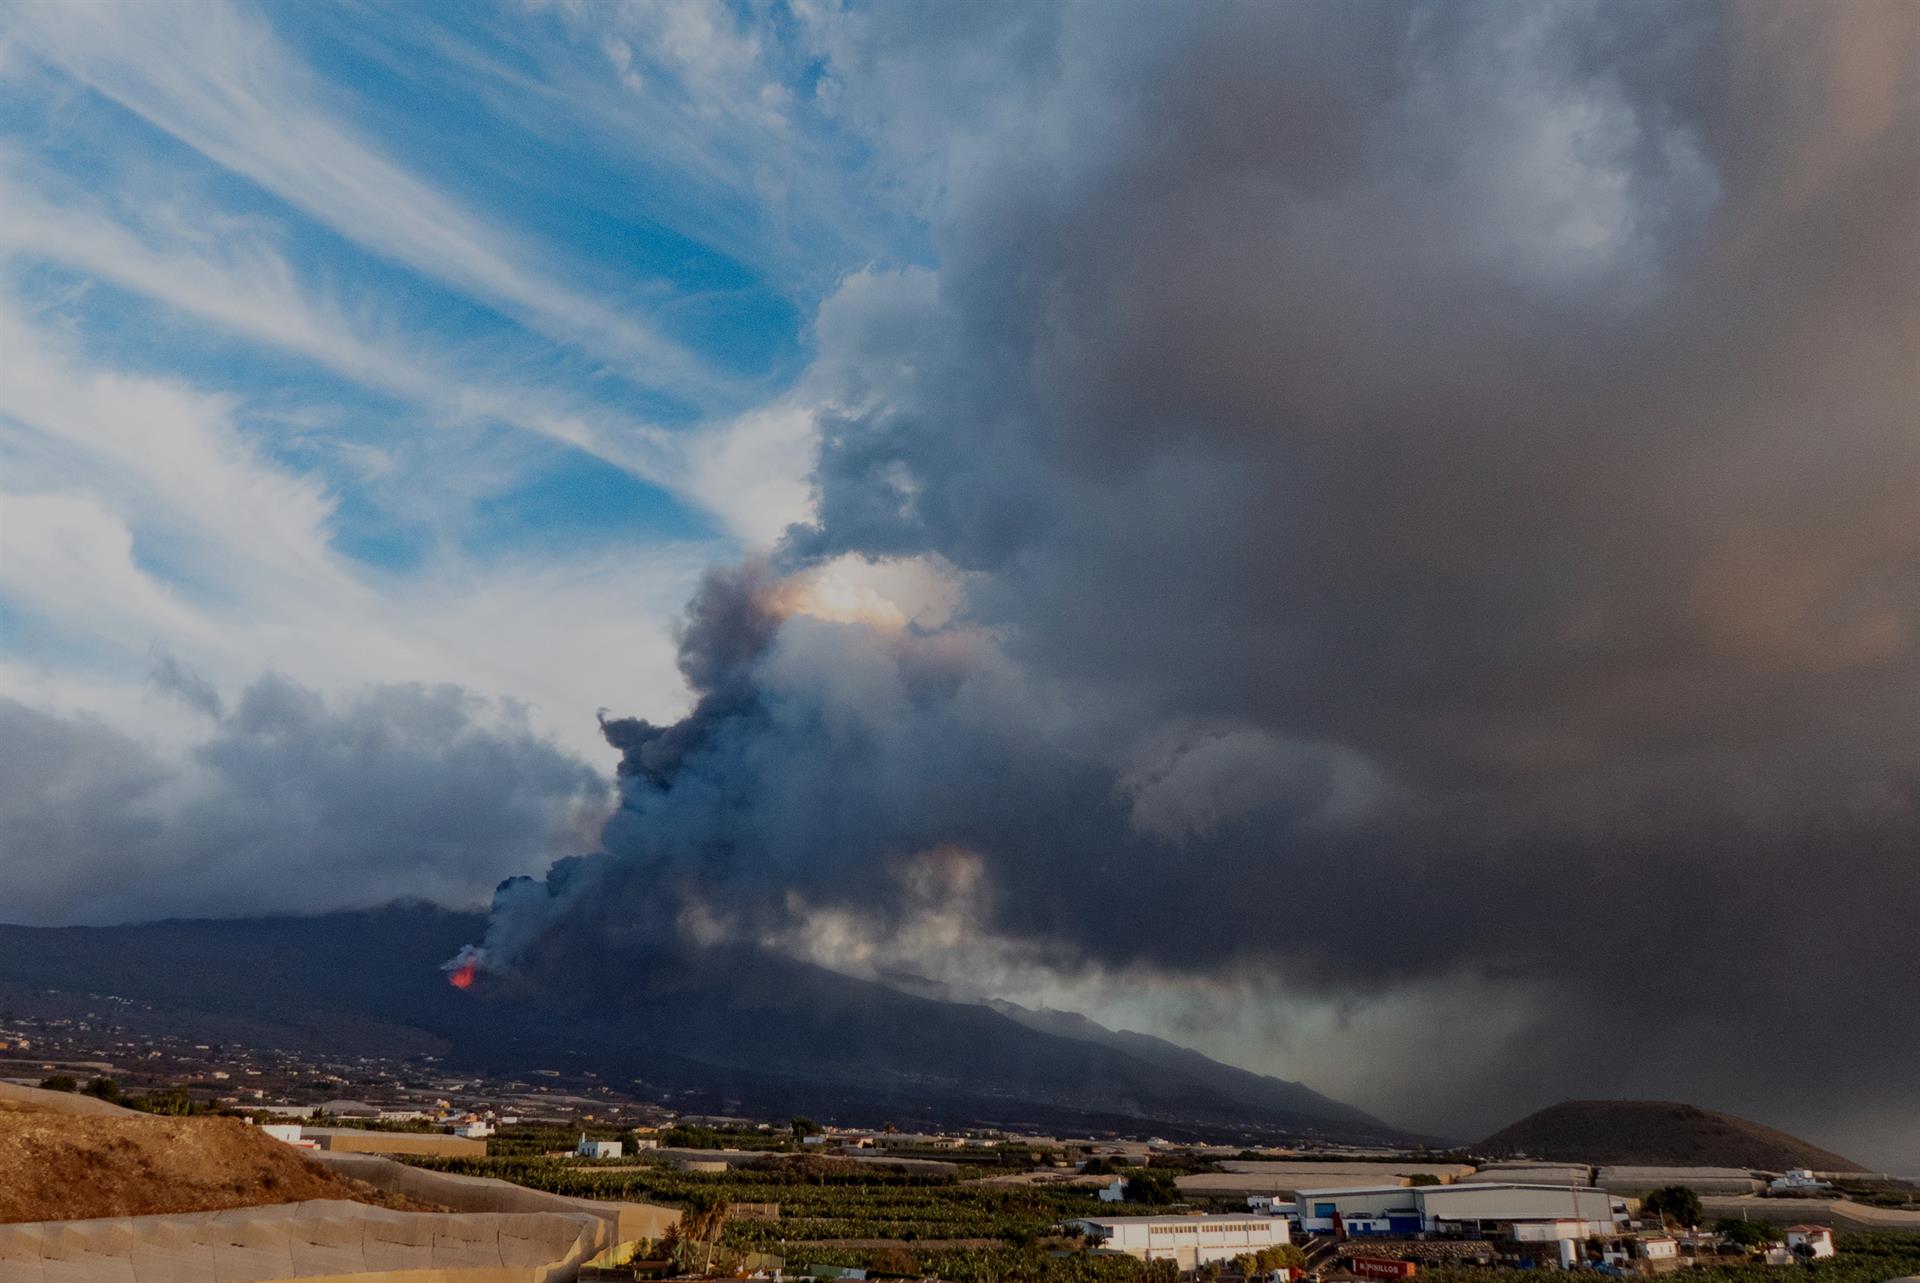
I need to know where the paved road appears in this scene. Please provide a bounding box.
[1300,1233,1340,1274]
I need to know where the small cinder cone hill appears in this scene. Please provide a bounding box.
[1478,1099,1864,1171]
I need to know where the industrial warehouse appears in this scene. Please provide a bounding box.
[1290,1182,1631,1269]
[1075,1183,1628,1275]
[1293,1183,1625,1239]
[1067,1214,1295,1271]
[1075,1183,1639,1273]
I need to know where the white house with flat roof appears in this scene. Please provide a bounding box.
[1070,1215,1292,1269]
[1785,1226,1835,1260]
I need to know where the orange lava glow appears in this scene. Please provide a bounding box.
[448,962,476,990]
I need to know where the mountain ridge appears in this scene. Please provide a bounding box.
[987,999,1390,1132]
[0,904,1415,1146]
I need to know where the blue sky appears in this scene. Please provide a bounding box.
[0,0,936,763]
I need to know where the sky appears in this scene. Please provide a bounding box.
[3,0,1919,1166]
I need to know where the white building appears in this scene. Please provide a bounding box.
[577,1134,624,1159]
[1294,1187,1422,1236]
[1771,1170,1831,1192]
[1785,1226,1835,1260]
[1513,1219,1601,1266]
[257,1123,316,1149]
[1070,1215,1292,1269]
[1294,1184,1621,1239]
[1634,1236,1678,1263]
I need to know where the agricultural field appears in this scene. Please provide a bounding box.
[401,1150,1165,1283]
[482,1123,1051,1168]
[483,1123,644,1157]
[1828,1180,1920,1211]
[777,1244,1165,1283]
[406,1152,1117,1241]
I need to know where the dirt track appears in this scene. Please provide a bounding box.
[1702,1195,1920,1230]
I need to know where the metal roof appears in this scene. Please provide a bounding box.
[1070,1214,1297,1226]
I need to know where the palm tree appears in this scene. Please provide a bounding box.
[679,1193,730,1276]
[660,1221,685,1274]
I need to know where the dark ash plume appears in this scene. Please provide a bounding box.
[596,562,782,791]
[468,0,1920,1165]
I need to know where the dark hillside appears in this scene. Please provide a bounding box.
[1478,1100,1864,1171]
[988,999,1387,1132]
[0,906,1411,1146]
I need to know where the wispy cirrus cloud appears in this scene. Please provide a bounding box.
[0,149,696,496]
[0,281,705,764]
[2,0,729,406]
[0,0,844,811]
[456,0,925,295]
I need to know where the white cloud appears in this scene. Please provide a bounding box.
[0,492,217,647]
[484,0,918,294]
[671,266,965,548]
[1,0,726,401]
[0,0,959,925]
[0,150,690,495]
[677,402,818,546]
[0,144,861,557]
[0,283,700,764]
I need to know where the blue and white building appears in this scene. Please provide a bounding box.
[1293,1184,1622,1239]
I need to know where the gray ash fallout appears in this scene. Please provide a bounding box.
[466,1,1920,1159]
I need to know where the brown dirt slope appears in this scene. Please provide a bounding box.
[1477,1100,1864,1171]
[0,1080,141,1117]
[0,1096,434,1223]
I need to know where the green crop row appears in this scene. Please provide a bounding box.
[401,1154,1135,1243]
[777,1244,1166,1283]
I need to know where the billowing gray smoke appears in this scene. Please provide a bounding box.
[472,0,1920,1160]
[1,673,607,926]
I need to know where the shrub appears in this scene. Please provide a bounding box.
[1642,1185,1704,1228]
[1715,1219,1778,1249]
[1121,1174,1178,1206]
